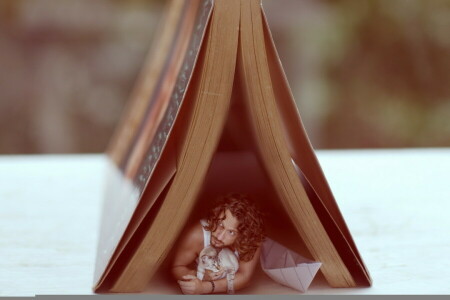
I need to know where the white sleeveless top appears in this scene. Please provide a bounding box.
[200,219,239,259]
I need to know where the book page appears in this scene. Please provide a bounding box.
[94,0,214,289]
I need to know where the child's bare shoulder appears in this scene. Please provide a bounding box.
[179,221,204,250]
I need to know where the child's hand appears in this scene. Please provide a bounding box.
[209,269,225,280]
[177,275,204,294]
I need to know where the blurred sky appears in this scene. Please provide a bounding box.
[0,0,449,154]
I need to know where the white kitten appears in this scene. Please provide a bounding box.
[196,245,239,294]
[197,246,220,280]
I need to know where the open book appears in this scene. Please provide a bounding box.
[93,0,372,293]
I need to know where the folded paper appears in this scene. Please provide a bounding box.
[260,238,321,293]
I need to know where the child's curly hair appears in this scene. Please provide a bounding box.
[205,193,265,262]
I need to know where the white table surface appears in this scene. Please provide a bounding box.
[1,149,449,296]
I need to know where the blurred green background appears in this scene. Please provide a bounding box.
[0,0,449,154]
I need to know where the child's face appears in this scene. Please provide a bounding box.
[211,209,239,248]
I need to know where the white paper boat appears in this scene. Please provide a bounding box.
[260,237,322,293]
